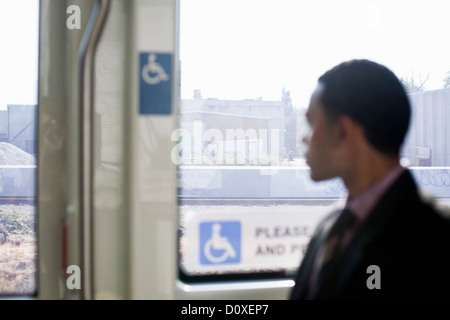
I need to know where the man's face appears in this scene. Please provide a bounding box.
[303,90,340,181]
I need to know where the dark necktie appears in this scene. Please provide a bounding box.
[309,207,357,298]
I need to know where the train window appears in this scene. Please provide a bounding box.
[0,1,38,295]
[177,0,450,282]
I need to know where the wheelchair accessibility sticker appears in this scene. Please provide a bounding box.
[139,52,172,115]
[200,221,241,265]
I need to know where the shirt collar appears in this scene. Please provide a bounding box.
[346,165,406,224]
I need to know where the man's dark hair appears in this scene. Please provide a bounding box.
[318,59,411,155]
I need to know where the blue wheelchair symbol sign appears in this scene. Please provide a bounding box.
[199,221,241,265]
[139,52,172,115]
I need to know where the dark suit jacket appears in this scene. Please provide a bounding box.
[290,169,450,299]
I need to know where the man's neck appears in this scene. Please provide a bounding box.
[343,155,400,199]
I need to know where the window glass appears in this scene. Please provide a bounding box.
[0,1,39,295]
[178,0,450,281]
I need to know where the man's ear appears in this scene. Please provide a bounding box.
[335,116,360,145]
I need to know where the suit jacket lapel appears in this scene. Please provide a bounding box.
[291,209,341,299]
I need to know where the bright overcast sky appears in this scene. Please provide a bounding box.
[1,1,449,111]
[180,0,450,108]
[0,0,39,110]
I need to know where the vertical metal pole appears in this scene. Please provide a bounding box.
[78,0,111,299]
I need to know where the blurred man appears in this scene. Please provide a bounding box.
[290,59,450,299]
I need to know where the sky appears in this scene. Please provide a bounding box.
[0,0,39,110]
[180,0,450,108]
[0,1,449,111]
